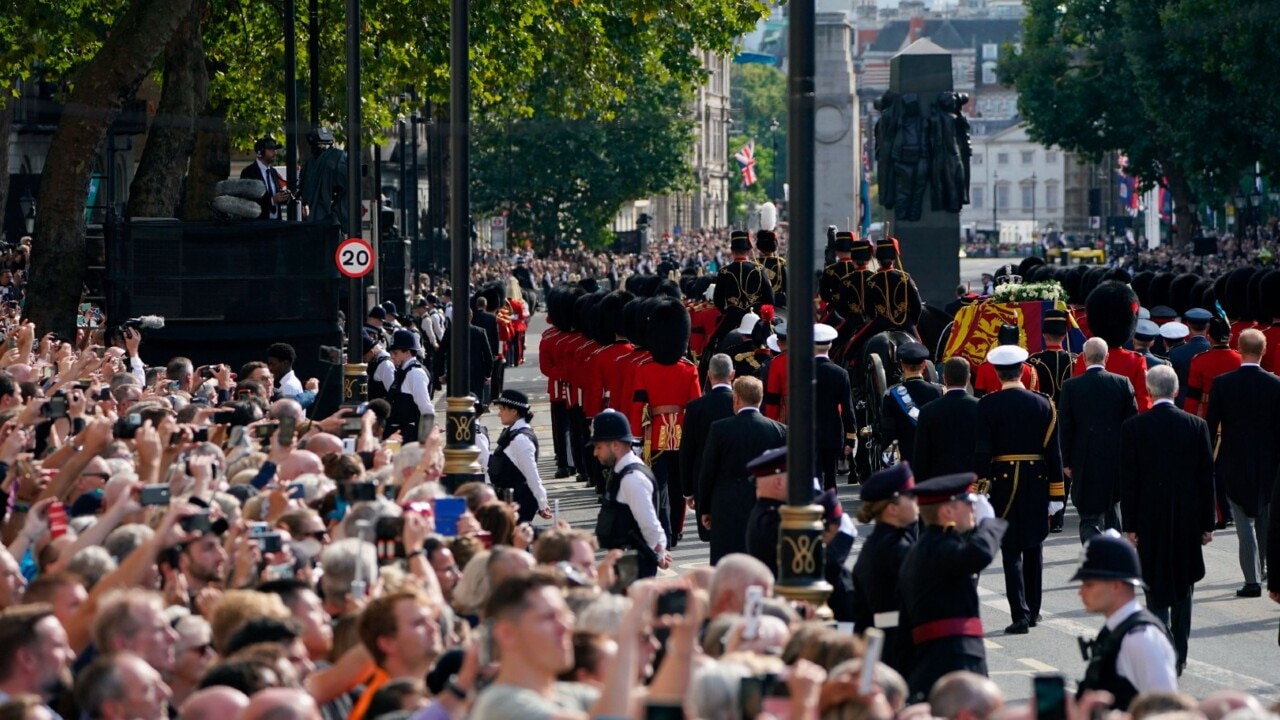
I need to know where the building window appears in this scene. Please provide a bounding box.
[997,153,1009,165]
[996,185,1009,210]
[982,61,997,85]
[1045,151,1058,164]
[1021,151,1034,165]
[983,43,999,60]
[1046,182,1060,210]
[971,186,984,209]
[1021,185,1034,211]
[972,154,983,166]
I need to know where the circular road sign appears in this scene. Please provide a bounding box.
[335,237,375,279]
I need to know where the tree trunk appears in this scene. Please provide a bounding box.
[1164,162,1197,249]
[0,96,12,232]
[28,0,194,337]
[180,100,230,221]
[127,0,210,218]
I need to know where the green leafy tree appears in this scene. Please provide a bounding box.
[1002,0,1280,247]
[728,63,786,225]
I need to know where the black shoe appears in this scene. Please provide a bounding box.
[1236,583,1262,598]
[1004,619,1030,635]
[1029,614,1042,627]
[585,477,596,489]
[1215,519,1229,530]
[555,467,571,479]
[1049,525,1063,534]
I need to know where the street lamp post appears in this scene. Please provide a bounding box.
[1249,190,1262,229]
[19,189,36,236]
[1234,192,1246,230]
[770,117,780,202]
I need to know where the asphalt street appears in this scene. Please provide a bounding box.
[472,260,1279,704]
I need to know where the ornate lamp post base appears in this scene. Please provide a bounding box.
[343,363,368,405]
[774,504,834,617]
[442,396,484,492]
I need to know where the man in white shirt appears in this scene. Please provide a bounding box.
[1075,531,1177,708]
[238,136,291,220]
[266,343,308,404]
[590,410,670,578]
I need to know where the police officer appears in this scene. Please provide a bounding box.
[488,390,552,523]
[899,472,1007,702]
[851,463,919,674]
[974,344,1065,635]
[1075,531,1177,707]
[363,331,393,401]
[384,329,434,442]
[591,410,671,578]
[1027,309,1076,405]
[879,342,942,465]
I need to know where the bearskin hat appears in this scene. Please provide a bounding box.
[1213,273,1232,316]
[1147,272,1175,311]
[1077,266,1107,304]
[756,229,779,253]
[597,290,634,344]
[1168,274,1199,318]
[693,276,715,300]
[1247,268,1271,324]
[655,279,682,300]
[621,297,645,346]
[1259,269,1280,321]
[1104,267,1131,285]
[544,285,564,328]
[1063,265,1090,304]
[646,297,691,365]
[578,278,600,294]
[1227,267,1258,322]
[571,291,596,334]
[473,282,505,313]
[1017,256,1046,280]
[626,274,662,298]
[551,285,585,332]
[679,275,698,299]
[1085,281,1140,349]
[1190,278,1215,316]
[1130,271,1155,308]
[1024,264,1053,283]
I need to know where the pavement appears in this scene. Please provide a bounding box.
[473,260,1280,705]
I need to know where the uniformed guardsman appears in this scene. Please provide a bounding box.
[1169,307,1213,407]
[709,230,774,374]
[744,447,788,576]
[1027,309,1076,405]
[851,463,919,674]
[762,322,789,422]
[1183,316,1241,419]
[819,232,875,355]
[878,342,942,465]
[974,344,1065,636]
[756,228,788,308]
[899,472,1007,702]
[1074,531,1177,707]
[866,238,923,338]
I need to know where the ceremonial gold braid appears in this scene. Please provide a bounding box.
[1042,399,1058,449]
[875,270,910,325]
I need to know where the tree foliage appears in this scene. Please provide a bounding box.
[728,63,786,225]
[1000,0,1280,245]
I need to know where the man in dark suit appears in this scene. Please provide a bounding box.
[1059,337,1138,543]
[681,353,736,543]
[239,136,291,220]
[1168,308,1212,407]
[913,357,979,481]
[472,295,503,397]
[1121,364,1215,675]
[439,312,493,403]
[879,342,942,467]
[697,376,787,565]
[1205,328,1280,598]
[814,323,857,489]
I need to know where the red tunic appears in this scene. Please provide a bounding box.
[631,358,702,457]
[1183,346,1242,418]
[1230,320,1256,350]
[1073,348,1151,411]
[539,327,564,401]
[585,342,634,417]
[973,361,1039,395]
[619,350,652,434]
[1260,323,1280,375]
[689,303,721,359]
[556,332,590,409]
[763,351,789,422]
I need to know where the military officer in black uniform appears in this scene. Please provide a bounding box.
[879,342,943,465]
[974,345,1066,635]
[708,230,774,376]
[866,238,924,339]
[1074,531,1178,707]
[1027,309,1076,533]
[819,232,875,354]
[744,447,788,576]
[756,229,787,308]
[851,463,919,674]
[899,472,1007,702]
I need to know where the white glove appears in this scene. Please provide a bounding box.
[1048,501,1065,516]
[972,493,996,523]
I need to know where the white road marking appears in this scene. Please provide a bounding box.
[1018,657,1058,672]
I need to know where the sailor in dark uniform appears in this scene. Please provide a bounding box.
[866,238,923,339]
[1027,309,1077,405]
[973,344,1065,635]
[1074,531,1178,707]
[1157,321,1188,361]
[819,232,875,354]
[756,229,788,308]
[851,463,919,674]
[878,342,943,465]
[899,472,1007,702]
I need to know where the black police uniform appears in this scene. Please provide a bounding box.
[386,358,428,441]
[850,464,919,674]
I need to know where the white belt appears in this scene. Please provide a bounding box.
[874,611,900,629]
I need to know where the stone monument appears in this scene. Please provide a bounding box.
[812,13,860,269]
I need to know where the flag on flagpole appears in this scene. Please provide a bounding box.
[735,140,757,187]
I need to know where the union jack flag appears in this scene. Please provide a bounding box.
[735,140,757,187]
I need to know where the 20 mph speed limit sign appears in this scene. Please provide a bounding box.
[335,237,375,278]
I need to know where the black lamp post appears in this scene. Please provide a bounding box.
[1234,192,1246,229]
[19,189,35,235]
[1249,189,1262,228]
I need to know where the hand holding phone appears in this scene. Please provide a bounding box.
[1033,674,1067,720]
[743,585,765,640]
